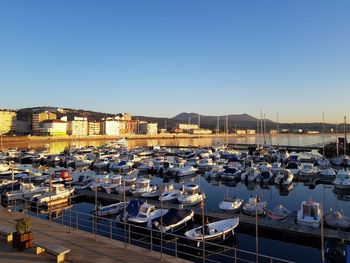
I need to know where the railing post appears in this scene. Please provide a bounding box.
[175,237,178,258]
[110,220,112,239]
[36,202,39,218]
[61,210,64,225]
[234,249,237,263]
[150,229,153,251]
[270,258,273,263]
[128,224,131,245]
[76,212,78,230]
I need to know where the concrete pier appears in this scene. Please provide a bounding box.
[0,207,189,263]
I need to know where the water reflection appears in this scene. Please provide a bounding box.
[3,134,337,154]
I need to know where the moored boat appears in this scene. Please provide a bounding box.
[184,218,239,247]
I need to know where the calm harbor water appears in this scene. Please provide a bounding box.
[4,134,337,154]
[9,134,344,262]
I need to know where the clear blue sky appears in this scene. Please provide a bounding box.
[1,1,349,123]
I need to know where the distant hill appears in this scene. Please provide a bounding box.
[133,112,274,131]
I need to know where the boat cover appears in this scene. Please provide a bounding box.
[158,208,192,226]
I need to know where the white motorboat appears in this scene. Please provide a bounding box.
[285,162,300,175]
[240,167,260,182]
[274,169,294,186]
[141,183,174,199]
[4,183,48,201]
[118,176,136,195]
[204,164,224,179]
[220,167,242,181]
[127,203,168,228]
[159,189,182,203]
[296,199,321,228]
[31,184,74,206]
[255,162,272,171]
[242,197,266,216]
[184,218,239,247]
[186,157,199,167]
[109,160,133,173]
[333,169,350,190]
[89,174,109,191]
[271,162,282,175]
[197,158,214,171]
[175,165,198,177]
[95,202,127,217]
[102,175,122,194]
[177,184,204,206]
[219,196,244,212]
[318,165,336,178]
[132,178,154,197]
[300,163,318,176]
[256,170,273,184]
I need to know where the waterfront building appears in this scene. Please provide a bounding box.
[189,128,212,135]
[118,121,126,134]
[125,120,138,134]
[40,119,67,136]
[88,121,101,135]
[138,122,158,135]
[123,113,132,121]
[15,120,31,134]
[175,123,199,133]
[68,117,88,136]
[247,129,256,135]
[236,129,247,135]
[0,110,16,134]
[32,111,57,134]
[102,117,120,136]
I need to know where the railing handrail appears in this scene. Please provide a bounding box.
[6,197,296,263]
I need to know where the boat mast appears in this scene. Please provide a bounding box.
[255,195,259,263]
[257,115,260,148]
[322,112,325,157]
[344,116,347,156]
[320,204,325,263]
[336,122,339,158]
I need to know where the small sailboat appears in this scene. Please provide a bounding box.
[267,204,290,220]
[219,196,244,212]
[324,209,350,230]
[242,196,266,216]
[184,218,239,247]
[95,202,127,217]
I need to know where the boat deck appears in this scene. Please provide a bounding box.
[0,207,189,263]
[76,189,350,242]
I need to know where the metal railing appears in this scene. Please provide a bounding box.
[4,197,295,263]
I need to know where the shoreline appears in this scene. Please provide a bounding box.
[0,132,332,144]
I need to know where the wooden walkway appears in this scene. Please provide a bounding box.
[0,207,189,263]
[77,190,350,242]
